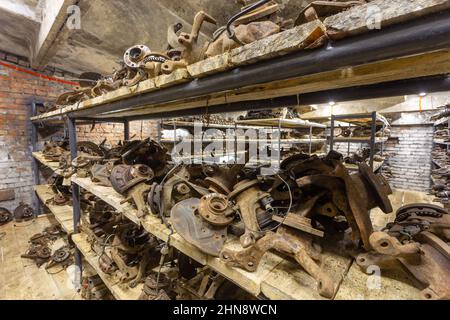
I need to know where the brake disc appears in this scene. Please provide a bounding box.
[110,164,154,194]
[52,247,71,263]
[13,203,34,222]
[171,198,227,257]
[395,204,447,222]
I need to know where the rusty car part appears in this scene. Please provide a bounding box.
[21,244,52,267]
[121,183,152,218]
[198,193,236,227]
[42,141,68,161]
[228,179,274,248]
[164,11,217,69]
[295,0,365,26]
[272,213,324,237]
[90,163,114,187]
[160,166,208,216]
[120,139,169,178]
[46,192,71,206]
[357,231,450,300]
[175,268,227,300]
[0,207,12,225]
[99,254,117,275]
[139,273,172,300]
[356,204,450,300]
[220,226,336,298]
[171,198,227,257]
[203,164,243,194]
[147,182,163,216]
[295,159,392,249]
[110,223,160,287]
[13,203,34,222]
[46,246,73,269]
[110,164,154,195]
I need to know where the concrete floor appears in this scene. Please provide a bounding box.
[0,215,81,300]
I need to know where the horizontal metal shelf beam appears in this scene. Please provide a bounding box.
[71,10,450,119]
[122,75,450,121]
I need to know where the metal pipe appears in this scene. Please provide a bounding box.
[72,10,450,119]
[124,75,450,121]
[124,121,130,141]
[30,101,41,216]
[67,117,83,276]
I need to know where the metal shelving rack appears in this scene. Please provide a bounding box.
[431,116,450,199]
[329,112,388,170]
[26,11,450,299]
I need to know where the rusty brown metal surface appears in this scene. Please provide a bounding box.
[356,204,450,300]
[171,198,227,257]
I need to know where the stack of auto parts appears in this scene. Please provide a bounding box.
[21,225,70,268]
[147,151,393,298]
[356,204,450,300]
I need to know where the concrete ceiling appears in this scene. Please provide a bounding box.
[0,0,311,75]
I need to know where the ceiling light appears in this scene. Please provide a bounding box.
[419,92,427,97]
[328,101,336,106]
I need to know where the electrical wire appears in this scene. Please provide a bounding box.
[235,174,293,234]
[0,60,79,86]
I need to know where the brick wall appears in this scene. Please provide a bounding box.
[76,121,159,147]
[333,124,433,192]
[0,56,74,212]
[384,125,433,192]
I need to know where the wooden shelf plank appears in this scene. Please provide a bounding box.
[344,160,385,172]
[69,176,431,300]
[433,117,450,127]
[70,176,337,297]
[334,262,421,300]
[235,118,326,129]
[34,185,74,234]
[161,138,326,144]
[32,152,63,175]
[332,137,389,143]
[433,139,450,145]
[72,233,143,300]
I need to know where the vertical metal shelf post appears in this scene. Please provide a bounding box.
[30,101,41,216]
[67,117,83,276]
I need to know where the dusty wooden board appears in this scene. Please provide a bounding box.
[335,262,421,300]
[32,152,63,175]
[230,20,326,66]
[187,53,232,78]
[71,177,292,297]
[0,215,81,300]
[34,185,74,234]
[95,49,450,120]
[261,248,353,300]
[161,138,327,144]
[72,233,143,300]
[32,47,450,122]
[345,160,384,172]
[324,0,450,40]
[72,176,141,225]
[235,118,326,129]
[333,137,389,143]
